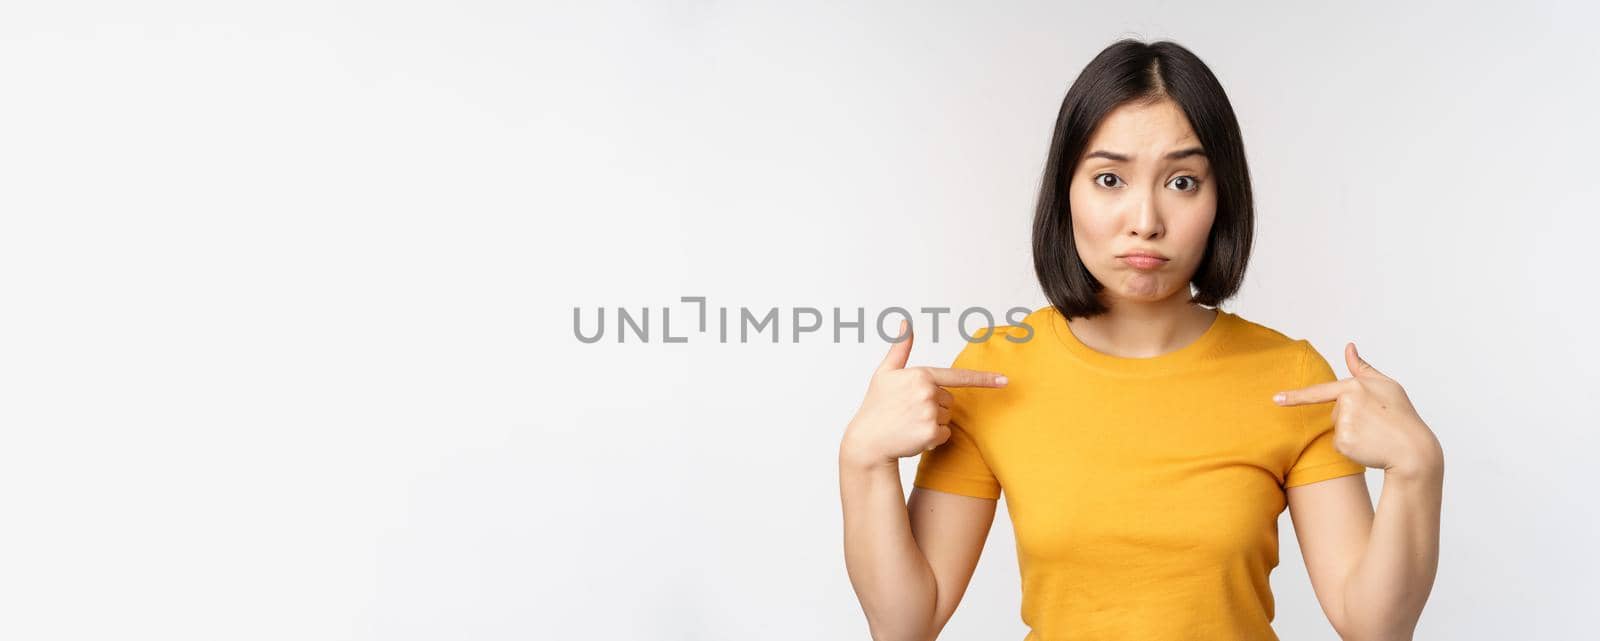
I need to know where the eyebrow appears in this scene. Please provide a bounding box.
[1084,147,1207,162]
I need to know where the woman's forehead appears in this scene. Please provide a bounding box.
[1082,100,1202,157]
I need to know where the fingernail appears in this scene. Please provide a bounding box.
[995,375,1008,386]
[1273,393,1286,404]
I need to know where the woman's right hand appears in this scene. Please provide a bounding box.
[840,319,1008,468]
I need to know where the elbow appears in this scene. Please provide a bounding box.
[862,599,939,641]
[1334,619,1418,641]
[865,622,935,641]
[1338,634,1412,641]
[856,559,941,641]
[863,602,940,641]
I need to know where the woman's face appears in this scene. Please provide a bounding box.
[1067,98,1217,303]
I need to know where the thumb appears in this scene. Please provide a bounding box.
[1345,341,1385,378]
[878,319,913,372]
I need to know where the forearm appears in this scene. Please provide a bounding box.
[1340,453,1444,641]
[839,446,936,641]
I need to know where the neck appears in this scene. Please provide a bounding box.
[1066,291,1217,359]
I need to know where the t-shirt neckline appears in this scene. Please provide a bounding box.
[1047,305,1233,375]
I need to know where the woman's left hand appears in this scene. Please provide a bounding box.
[1274,342,1444,479]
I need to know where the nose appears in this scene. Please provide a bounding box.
[1126,186,1164,239]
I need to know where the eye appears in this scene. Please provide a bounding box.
[1168,175,1202,192]
[1094,173,1123,189]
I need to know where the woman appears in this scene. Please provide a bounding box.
[838,39,1444,641]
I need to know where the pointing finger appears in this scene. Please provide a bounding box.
[1273,379,1351,406]
[927,367,1008,388]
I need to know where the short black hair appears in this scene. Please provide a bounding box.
[1032,38,1254,319]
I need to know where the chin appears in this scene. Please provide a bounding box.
[1113,290,1172,303]
[1106,280,1184,302]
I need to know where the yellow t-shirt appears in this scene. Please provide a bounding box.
[913,305,1366,640]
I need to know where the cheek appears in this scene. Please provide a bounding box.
[1067,185,1119,243]
[1172,201,1218,253]
[1153,187,1216,249]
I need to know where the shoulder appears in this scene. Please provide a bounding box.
[950,305,1053,367]
[1215,309,1322,380]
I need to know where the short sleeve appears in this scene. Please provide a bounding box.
[913,420,1001,499]
[911,330,1003,500]
[1284,342,1369,489]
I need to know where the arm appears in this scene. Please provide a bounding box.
[1344,460,1443,640]
[1280,342,1444,641]
[839,319,1007,640]
[838,447,996,641]
[1288,455,1443,641]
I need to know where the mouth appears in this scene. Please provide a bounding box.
[1118,254,1169,270]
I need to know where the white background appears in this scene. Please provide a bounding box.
[2,1,1596,639]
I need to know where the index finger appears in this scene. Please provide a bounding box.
[927,367,1008,388]
[1273,379,1351,406]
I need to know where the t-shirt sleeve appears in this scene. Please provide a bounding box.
[1284,341,1369,489]
[911,330,1003,500]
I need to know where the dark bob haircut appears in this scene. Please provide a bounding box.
[1032,39,1254,320]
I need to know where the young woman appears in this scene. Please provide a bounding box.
[838,39,1444,641]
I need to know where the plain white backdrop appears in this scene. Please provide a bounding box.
[2,1,1596,639]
